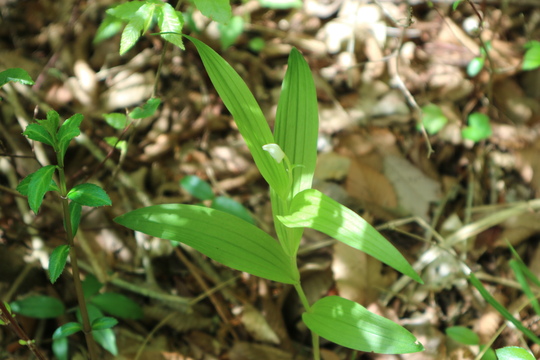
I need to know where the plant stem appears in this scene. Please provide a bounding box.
[0,302,48,360]
[293,283,320,360]
[56,162,98,360]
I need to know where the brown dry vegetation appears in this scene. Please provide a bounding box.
[1,0,540,359]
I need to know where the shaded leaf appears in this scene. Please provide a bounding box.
[52,337,68,360]
[27,165,57,214]
[445,326,479,345]
[17,172,58,196]
[68,201,82,237]
[49,245,70,284]
[278,189,422,284]
[82,273,104,300]
[11,296,65,319]
[185,36,289,197]
[67,183,111,207]
[303,296,424,354]
[114,204,298,284]
[90,293,143,320]
[462,112,491,142]
[218,16,244,50]
[102,113,128,129]
[0,68,34,87]
[23,123,55,147]
[52,322,83,339]
[180,175,215,200]
[211,196,255,224]
[57,113,83,158]
[91,316,118,331]
[94,328,118,356]
[421,103,448,135]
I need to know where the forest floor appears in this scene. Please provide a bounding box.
[1,0,540,359]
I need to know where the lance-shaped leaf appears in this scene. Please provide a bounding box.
[114,204,298,284]
[52,322,83,339]
[23,123,55,147]
[49,245,70,284]
[303,296,424,354]
[67,183,111,207]
[271,48,319,256]
[157,3,184,50]
[27,165,57,214]
[185,36,289,197]
[57,113,83,158]
[278,189,423,284]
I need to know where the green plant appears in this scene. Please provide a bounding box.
[467,42,492,77]
[114,36,424,358]
[180,174,255,224]
[421,103,448,135]
[462,112,492,142]
[446,326,496,360]
[522,41,540,71]
[15,110,114,359]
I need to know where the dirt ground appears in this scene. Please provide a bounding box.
[1,0,540,359]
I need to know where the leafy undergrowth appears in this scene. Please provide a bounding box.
[1,0,540,359]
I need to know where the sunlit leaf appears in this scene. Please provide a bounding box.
[467,56,484,77]
[91,316,118,331]
[17,172,58,196]
[94,14,125,44]
[218,16,244,49]
[278,189,423,283]
[523,41,540,71]
[303,296,424,354]
[0,68,34,87]
[49,245,70,284]
[258,0,302,9]
[158,3,184,49]
[193,0,231,23]
[23,123,55,147]
[185,36,289,197]
[462,112,491,142]
[128,97,161,119]
[102,113,128,129]
[114,204,298,284]
[421,103,448,135]
[57,113,83,158]
[106,1,145,20]
[495,346,535,360]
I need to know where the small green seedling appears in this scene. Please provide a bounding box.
[180,175,255,224]
[421,103,448,135]
[114,36,424,359]
[467,42,492,77]
[462,112,491,142]
[446,326,496,360]
[522,41,540,71]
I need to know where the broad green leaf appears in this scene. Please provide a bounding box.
[94,14,125,44]
[278,189,423,284]
[82,273,104,299]
[496,346,535,360]
[11,295,65,319]
[258,0,303,9]
[467,57,484,77]
[52,322,83,339]
[57,113,83,158]
[141,3,156,34]
[90,293,143,319]
[23,123,55,147]
[303,296,424,354]
[27,165,57,214]
[271,48,319,256]
[102,113,128,129]
[68,201,82,237]
[211,196,255,224]
[106,1,145,20]
[157,3,184,49]
[218,16,244,50]
[185,36,289,197]
[509,259,540,316]
[67,183,111,207]
[52,337,68,360]
[462,112,491,142]
[193,0,231,23]
[114,204,298,284]
[49,244,70,284]
[17,173,58,196]
[0,68,34,87]
[91,316,118,331]
[180,175,215,200]
[37,110,60,142]
[421,103,448,135]
[119,3,149,55]
[445,326,479,345]
[128,97,161,119]
[469,274,540,345]
[523,41,540,71]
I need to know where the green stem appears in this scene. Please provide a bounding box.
[57,160,98,360]
[293,283,320,360]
